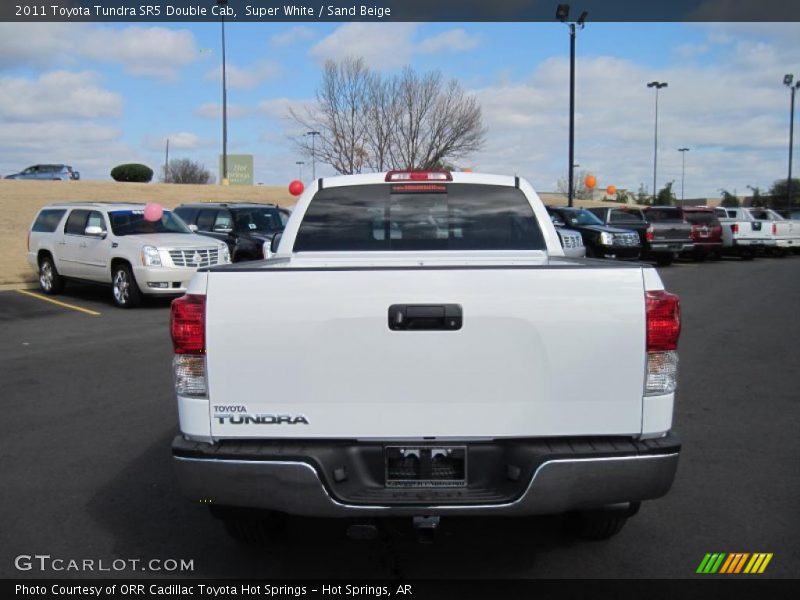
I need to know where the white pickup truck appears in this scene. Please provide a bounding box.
[714,206,774,259]
[170,171,682,542]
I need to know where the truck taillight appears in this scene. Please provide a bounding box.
[385,170,453,182]
[646,225,654,242]
[171,294,207,398]
[772,223,777,235]
[731,223,739,234]
[645,290,680,396]
[171,294,206,354]
[646,290,680,351]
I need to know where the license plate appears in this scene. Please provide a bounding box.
[385,446,467,488]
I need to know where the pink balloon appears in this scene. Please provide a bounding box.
[143,203,164,222]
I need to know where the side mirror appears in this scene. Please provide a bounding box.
[84,225,106,238]
[187,224,198,232]
[551,218,565,227]
[270,232,283,254]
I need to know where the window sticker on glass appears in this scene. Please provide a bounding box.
[249,223,257,230]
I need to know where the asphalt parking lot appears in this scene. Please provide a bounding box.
[1,256,798,579]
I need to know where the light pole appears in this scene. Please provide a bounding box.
[296,161,304,180]
[217,0,229,185]
[647,81,668,203]
[306,131,321,179]
[678,147,689,202]
[783,74,799,212]
[556,4,588,207]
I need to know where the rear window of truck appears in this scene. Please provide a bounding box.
[684,212,718,226]
[646,208,684,222]
[294,184,546,252]
[32,209,67,232]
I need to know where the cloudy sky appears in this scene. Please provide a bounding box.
[1,20,799,197]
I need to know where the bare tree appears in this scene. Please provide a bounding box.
[289,57,485,174]
[162,159,214,184]
[556,169,593,200]
[290,57,371,175]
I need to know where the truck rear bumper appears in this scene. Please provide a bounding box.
[172,434,680,517]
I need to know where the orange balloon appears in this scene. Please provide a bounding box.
[584,174,597,189]
[606,185,617,195]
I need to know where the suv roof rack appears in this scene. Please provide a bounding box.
[48,202,147,207]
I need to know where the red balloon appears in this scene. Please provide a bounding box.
[289,180,304,196]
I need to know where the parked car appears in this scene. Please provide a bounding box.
[641,207,694,266]
[547,206,641,260]
[5,164,79,180]
[678,207,723,261]
[586,206,653,257]
[27,203,230,308]
[171,171,682,543]
[174,203,290,262]
[554,225,586,258]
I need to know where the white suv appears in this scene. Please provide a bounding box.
[27,203,231,307]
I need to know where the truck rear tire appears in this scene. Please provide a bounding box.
[655,254,674,267]
[210,506,285,546]
[567,503,639,540]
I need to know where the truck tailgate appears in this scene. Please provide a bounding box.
[205,265,647,439]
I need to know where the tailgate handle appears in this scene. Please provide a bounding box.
[388,304,462,331]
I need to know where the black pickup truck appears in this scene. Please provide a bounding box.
[588,206,693,266]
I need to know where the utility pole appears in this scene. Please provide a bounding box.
[164,138,170,183]
[217,0,229,185]
[556,5,588,207]
[678,147,690,202]
[647,81,668,203]
[306,131,320,179]
[784,74,799,212]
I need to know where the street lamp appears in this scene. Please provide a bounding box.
[783,74,800,211]
[678,147,690,202]
[217,0,229,185]
[556,4,588,207]
[296,161,304,180]
[647,81,668,203]
[306,131,321,179]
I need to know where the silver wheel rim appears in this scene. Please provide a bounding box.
[40,262,53,291]
[113,270,129,304]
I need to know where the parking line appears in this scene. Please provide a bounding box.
[15,289,101,316]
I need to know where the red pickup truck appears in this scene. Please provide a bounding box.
[679,207,723,260]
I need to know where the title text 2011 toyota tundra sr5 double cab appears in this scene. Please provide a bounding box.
[170,171,682,543]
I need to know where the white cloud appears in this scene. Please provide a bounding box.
[309,24,480,69]
[0,71,122,121]
[143,132,213,152]
[0,23,81,69]
[470,48,794,198]
[195,102,254,119]
[674,43,709,60]
[418,29,481,54]
[204,60,280,90]
[270,26,315,46]
[0,24,198,79]
[79,26,198,79]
